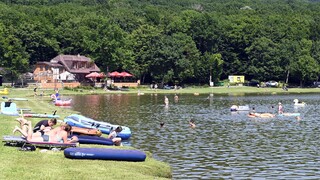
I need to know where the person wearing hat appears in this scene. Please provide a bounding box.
[278,102,283,114]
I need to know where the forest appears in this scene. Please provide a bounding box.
[0,0,320,86]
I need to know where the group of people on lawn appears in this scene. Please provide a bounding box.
[13,118,123,146]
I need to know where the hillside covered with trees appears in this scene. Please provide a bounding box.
[0,0,320,86]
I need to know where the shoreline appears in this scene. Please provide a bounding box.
[4,86,320,98]
[0,88,172,179]
[60,86,320,96]
[5,86,320,97]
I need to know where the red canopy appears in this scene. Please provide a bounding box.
[119,72,133,77]
[108,71,121,77]
[85,72,106,78]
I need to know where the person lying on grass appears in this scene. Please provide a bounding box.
[13,121,78,143]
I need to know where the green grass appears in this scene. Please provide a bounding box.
[60,85,320,95]
[0,88,172,180]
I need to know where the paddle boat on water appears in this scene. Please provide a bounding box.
[230,105,250,111]
[64,114,131,140]
[293,99,306,107]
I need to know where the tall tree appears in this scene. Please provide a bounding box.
[0,25,29,84]
[149,33,200,85]
[128,24,162,83]
[206,53,224,83]
[245,37,281,81]
[291,39,320,86]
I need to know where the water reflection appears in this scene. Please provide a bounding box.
[72,93,320,179]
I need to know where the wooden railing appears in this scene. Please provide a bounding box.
[113,82,139,88]
[39,82,80,89]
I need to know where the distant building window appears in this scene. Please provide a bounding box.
[237,77,240,81]
[89,62,94,69]
[72,62,76,69]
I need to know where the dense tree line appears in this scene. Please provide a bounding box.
[0,0,319,86]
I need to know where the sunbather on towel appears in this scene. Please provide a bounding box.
[13,121,78,144]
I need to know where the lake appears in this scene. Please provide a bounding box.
[71,93,320,179]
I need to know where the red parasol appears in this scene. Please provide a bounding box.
[108,71,121,77]
[119,71,133,77]
[85,72,106,78]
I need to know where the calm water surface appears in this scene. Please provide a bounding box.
[71,93,320,179]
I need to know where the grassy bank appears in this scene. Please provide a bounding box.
[59,85,320,95]
[0,89,172,179]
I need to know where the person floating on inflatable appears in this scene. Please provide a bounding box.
[51,89,61,101]
[55,89,60,100]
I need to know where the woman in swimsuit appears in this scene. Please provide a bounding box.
[13,121,78,143]
[248,112,275,118]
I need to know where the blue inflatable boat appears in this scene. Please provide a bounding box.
[64,114,131,140]
[72,135,114,146]
[64,147,146,161]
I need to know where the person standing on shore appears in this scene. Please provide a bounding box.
[34,87,37,97]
